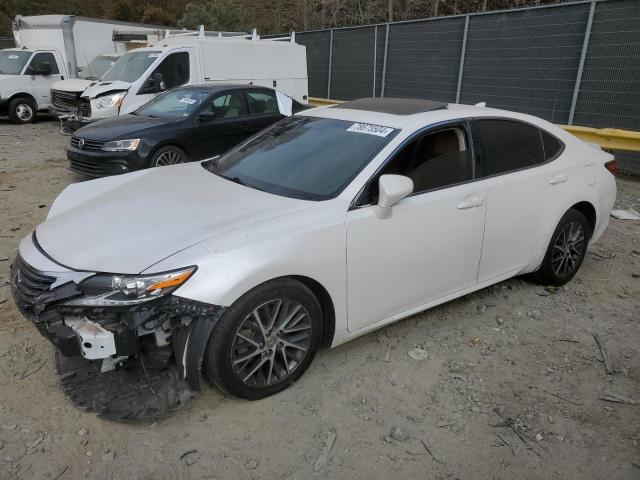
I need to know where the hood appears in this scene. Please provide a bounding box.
[82,80,131,99]
[74,114,170,141]
[36,162,312,273]
[52,78,92,93]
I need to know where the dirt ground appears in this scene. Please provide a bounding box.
[0,118,639,480]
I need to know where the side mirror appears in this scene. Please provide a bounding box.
[375,174,413,219]
[197,111,217,123]
[139,72,165,94]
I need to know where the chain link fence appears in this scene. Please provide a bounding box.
[294,0,639,131]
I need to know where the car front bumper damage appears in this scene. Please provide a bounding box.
[9,235,224,421]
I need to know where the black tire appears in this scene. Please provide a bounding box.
[148,145,187,168]
[534,209,590,286]
[204,278,323,400]
[8,98,37,124]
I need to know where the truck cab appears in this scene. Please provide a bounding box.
[0,47,66,123]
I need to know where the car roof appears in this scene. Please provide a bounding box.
[173,84,274,93]
[300,99,567,136]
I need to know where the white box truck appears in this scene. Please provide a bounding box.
[62,28,308,129]
[0,15,162,124]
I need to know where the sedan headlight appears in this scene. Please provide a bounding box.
[66,267,196,307]
[101,139,140,151]
[95,92,126,109]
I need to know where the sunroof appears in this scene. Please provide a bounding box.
[336,97,448,115]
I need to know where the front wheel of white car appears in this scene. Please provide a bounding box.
[534,209,590,286]
[204,278,323,400]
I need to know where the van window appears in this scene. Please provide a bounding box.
[25,52,59,75]
[358,125,473,205]
[246,90,279,114]
[151,52,189,90]
[477,120,546,176]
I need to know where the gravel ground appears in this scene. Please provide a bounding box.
[0,119,639,480]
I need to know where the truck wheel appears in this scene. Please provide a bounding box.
[8,98,37,124]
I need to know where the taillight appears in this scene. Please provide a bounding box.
[605,159,617,175]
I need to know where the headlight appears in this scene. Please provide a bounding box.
[66,267,196,307]
[101,139,140,151]
[95,92,126,109]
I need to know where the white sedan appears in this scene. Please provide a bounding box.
[11,98,617,419]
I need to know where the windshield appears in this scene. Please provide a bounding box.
[136,90,209,119]
[0,50,31,75]
[79,55,120,80]
[205,116,399,201]
[101,51,160,83]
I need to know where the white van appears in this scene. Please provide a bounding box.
[1,15,162,124]
[66,29,308,127]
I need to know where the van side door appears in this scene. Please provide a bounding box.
[25,52,63,109]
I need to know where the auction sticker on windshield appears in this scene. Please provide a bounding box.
[347,123,395,137]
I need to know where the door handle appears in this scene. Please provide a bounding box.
[240,122,250,131]
[549,173,568,185]
[457,196,484,210]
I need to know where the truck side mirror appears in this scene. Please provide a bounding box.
[33,62,52,76]
[139,73,165,95]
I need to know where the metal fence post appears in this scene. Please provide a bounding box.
[380,23,390,98]
[327,29,334,99]
[372,26,378,97]
[456,15,470,104]
[569,0,596,125]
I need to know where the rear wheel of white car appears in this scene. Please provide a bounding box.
[150,145,187,168]
[8,98,37,124]
[535,209,589,286]
[204,278,323,400]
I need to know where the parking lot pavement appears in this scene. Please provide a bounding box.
[0,119,639,479]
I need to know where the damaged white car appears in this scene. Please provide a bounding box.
[11,98,617,420]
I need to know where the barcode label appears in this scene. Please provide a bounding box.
[347,123,395,137]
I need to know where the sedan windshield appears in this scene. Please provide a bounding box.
[136,90,209,119]
[79,55,120,80]
[101,51,160,83]
[0,51,31,75]
[205,116,398,200]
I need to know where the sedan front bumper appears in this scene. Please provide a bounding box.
[66,145,146,177]
[9,234,225,420]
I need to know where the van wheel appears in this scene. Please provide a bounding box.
[204,278,323,400]
[9,98,37,124]
[149,146,187,167]
[534,209,589,286]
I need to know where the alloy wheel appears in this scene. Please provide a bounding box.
[16,103,34,122]
[231,298,312,388]
[551,221,585,277]
[155,150,184,166]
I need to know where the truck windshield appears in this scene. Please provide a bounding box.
[101,51,160,83]
[136,90,209,119]
[79,55,120,80]
[0,50,31,75]
[204,116,399,201]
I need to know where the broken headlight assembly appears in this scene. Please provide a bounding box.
[65,267,196,307]
[95,91,126,109]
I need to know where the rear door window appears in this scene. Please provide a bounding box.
[476,119,546,177]
[246,90,279,115]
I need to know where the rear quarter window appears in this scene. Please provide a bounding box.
[477,119,546,177]
[541,129,564,160]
